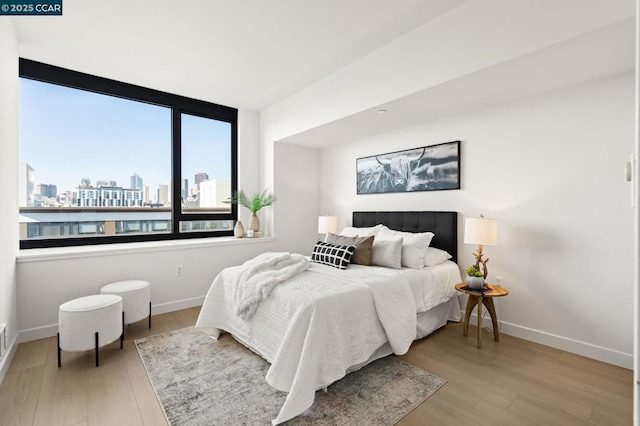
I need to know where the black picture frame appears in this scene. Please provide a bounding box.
[356,140,460,194]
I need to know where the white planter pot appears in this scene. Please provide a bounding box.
[466,276,484,290]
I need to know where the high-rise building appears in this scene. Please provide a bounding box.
[157,184,169,205]
[37,183,57,198]
[130,173,143,190]
[199,179,231,208]
[19,163,35,207]
[194,172,209,187]
[143,185,150,204]
[80,178,91,188]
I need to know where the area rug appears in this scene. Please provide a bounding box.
[135,327,445,425]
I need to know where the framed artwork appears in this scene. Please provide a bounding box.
[356,140,460,194]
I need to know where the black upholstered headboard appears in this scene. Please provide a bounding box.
[352,211,458,263]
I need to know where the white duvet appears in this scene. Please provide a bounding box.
[229,252,310,320]
[195,260,459,424]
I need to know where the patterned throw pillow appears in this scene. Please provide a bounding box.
[311,241,357,270]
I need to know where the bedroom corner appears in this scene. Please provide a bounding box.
[0,17,20,385]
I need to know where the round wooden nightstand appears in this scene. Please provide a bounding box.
[455,283,509,348]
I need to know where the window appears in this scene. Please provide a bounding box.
[19,59,237,248]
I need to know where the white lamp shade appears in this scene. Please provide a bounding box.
[464,217,498,246]
[318,215,337,234]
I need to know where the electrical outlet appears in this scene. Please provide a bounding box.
[176,265,183,276]
[495,276,504,287]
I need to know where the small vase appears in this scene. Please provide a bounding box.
[234,220,245,238]
[466,276,484,290]
[248,212,260,233]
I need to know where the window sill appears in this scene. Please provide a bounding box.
[16,236,275,263]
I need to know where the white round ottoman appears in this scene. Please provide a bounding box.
[58,294,123,367]
[100,280,151,338]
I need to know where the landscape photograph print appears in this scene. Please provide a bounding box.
[356,140,460,194]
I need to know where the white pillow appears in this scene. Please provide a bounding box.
[377,226,435,244]
[370,238,402,269]
[376,226,434,269]
[424,247,452,267]
[339,224,383,238]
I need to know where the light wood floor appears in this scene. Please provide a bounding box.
[0,307,632,425]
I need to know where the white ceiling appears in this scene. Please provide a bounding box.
[10,0,636,148]
[12,0,465,111]
[279,17,636,148]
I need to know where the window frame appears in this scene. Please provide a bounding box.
[19,58,238,249]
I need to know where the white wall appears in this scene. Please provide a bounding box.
[273,142,321,255]
[634,3,639,416]
[16,239,276,340]
[238,109,262,225]
[320,73,635,368]
[0,19,19,382]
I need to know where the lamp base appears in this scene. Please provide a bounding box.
[473,244,490,280]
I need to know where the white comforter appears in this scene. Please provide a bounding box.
[196,261,455,424]
[229,252,309,320]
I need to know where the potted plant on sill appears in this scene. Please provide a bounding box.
[465,264,485,290]
[229,189,275,236]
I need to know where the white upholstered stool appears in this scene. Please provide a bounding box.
[100,280,151,338]
[58,294,123,367]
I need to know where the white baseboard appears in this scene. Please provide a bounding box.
[17,296,206,344]
[468,313,632,369]
[17,323,58,344]
[0,333,19,385]
[151,296,204,315]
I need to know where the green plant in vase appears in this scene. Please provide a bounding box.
[465,264,484,290]
[229,189,275,234]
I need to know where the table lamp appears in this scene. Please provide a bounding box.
[464,214,498,279]
[318,215,337,239]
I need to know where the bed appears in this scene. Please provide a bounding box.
[195,211,462,424]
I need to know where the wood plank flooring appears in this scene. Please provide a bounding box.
[0,307,632,425]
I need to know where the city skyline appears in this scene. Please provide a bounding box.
[19,78,232,194]
[20,162,232,209]
[21,164,213,193]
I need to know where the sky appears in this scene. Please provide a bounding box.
[19,78,232,194]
